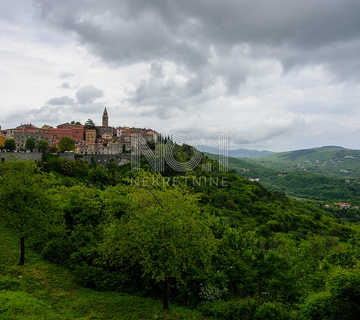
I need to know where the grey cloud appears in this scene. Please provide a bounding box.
[231,117,304,145]
[4,105,66,128]
[60,82,78,89]
[47,96,75,105]
[35,0,360,80]
[76,85,103,104]
[60,71,74,78]
[27,0,360,150]
[127,68,214,116]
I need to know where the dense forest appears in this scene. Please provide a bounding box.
[1,147,360,319]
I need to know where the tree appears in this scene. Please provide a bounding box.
[99,173,218,310]
[37,139,49,153]
[4,138,16,151]
[88,165,111,188]
[84,119,96,130]
[122,144,126,154]
[58,136,75,152]
[25,137,36,152]
[0,160,62,265]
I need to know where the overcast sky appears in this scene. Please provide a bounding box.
[1,0,360,152]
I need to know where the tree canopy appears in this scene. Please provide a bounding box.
[84,119,96,130]
[37,139,49,153]
[99,172,218,309]
[25,137,36,152]
[0,160,62,265]
[4,138,16,151]
[58,136,75,152]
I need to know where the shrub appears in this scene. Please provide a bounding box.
[200,298,257,320]
[254,302,291,320]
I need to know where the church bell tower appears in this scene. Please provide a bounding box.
[102,108,108,127]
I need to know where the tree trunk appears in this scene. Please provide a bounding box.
[163,277,169,310]
[19,237,25,266]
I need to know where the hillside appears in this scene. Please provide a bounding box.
[204,152,280,179]
[250,146,360,179]
[2,151,360,319]
[206,151,360,206]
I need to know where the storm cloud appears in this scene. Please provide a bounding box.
[35,0,360,84]
[1,0,360,151]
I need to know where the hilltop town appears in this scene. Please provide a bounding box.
[0,108,158,154]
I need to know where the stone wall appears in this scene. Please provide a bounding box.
[0,152,42,162]
[0,152,131,167]
[74,154,131,166]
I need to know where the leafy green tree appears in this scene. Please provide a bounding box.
[84,119,96,130]
[0,160,62,265]
[99,173,218,310]
[64,185,103,229]
[122,144,126,154]
[25,137,36,152]
[4,138,16,151]
[58,136,75,152]
[88,165,111,188]
[37,139,49,153]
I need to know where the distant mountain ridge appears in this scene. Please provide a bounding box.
[205,146,360,204]
[247,145,360,180]
[198,146,273,158]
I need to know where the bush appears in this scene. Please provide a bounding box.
[254,302,291,320]
[41,235,73,265]
[200,298,257,320]
[72,262,134,292]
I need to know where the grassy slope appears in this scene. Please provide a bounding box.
[0,222,207,320]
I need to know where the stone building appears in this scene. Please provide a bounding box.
[102,108,108,127]
[14,129,46,150]
[97,108,115,138]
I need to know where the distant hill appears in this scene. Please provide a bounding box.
[205,148,360,204]
[199,146,273,158]
[247,146,360,179]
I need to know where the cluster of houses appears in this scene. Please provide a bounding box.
[0,108,158,154]
[324,203,360,210]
